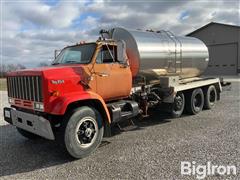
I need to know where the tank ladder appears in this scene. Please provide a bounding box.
[160,30,182,74]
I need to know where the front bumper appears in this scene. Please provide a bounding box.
[3,107,55,140]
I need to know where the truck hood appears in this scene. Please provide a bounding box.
[7,65,88,79]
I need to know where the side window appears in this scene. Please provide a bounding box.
[96,45,117,64]
[96,50,103,63]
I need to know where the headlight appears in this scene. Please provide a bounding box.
[34,102,44,111]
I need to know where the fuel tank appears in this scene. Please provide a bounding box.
[110,28,209,79]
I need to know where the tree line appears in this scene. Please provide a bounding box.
[0,62,49,78]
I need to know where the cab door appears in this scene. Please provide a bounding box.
[94,44,132,101]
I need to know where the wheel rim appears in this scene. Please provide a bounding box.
[193,94,202,110]
[174,94,184,111]
[75,117,99,149]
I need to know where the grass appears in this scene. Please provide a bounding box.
[0,78,7,91]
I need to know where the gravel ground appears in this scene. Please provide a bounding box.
[0,81,239,180]
[0,91,9,126]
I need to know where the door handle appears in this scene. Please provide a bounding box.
[98,72,109,77]
[120,63,129,68]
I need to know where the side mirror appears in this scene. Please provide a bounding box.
[117,40,127,64]
[54,49,61,59]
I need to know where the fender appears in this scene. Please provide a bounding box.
[47,91,111,123]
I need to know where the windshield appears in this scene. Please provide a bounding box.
[52,43,96,65]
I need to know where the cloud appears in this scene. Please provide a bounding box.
[16,30,89,42]
[179,11,190,20]
[5,1,83,29]
[82,16,99,29]
[92,0,239,34]
[1,0,239,67]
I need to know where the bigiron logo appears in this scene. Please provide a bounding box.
[181,161,237,179]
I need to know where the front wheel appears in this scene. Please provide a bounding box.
[60,106,104,159]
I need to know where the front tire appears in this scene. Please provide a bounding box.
[61,106,104,159]
[16,127,40,140]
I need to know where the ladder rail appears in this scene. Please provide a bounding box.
[165,30,183,73]
[158,30,182,73]
[162,30,177,73]
[154,31,172,71]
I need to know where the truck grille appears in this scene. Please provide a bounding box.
[7,76,43,102]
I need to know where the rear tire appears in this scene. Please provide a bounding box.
[58,106,104,159]
[16,127,40,140]
[186,88,204,115]
[171,92,185,118]
[203,85,217,109]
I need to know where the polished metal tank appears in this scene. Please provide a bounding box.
[110,27,209,79]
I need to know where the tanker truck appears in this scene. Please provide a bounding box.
[3,28,222,158]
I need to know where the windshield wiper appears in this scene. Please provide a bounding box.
[51,62,60,65]
[65,60,79,64]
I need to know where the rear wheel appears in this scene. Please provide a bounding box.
[171,92,185,118]
[204,85,217,109]
[186,88,204,115]
[59,106,104,159]
[16,127,40,140]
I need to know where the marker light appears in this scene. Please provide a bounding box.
[8,97,14,104]
[51,90,60,97]
[34,102,44,111]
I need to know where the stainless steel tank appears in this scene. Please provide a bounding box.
[110,27,209,79]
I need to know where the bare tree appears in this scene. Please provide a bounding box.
[16,64,26,70]
[0,64,26,77]
[0,64,7,77]
[38,62,49,67]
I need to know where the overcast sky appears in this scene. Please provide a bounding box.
[1,0,239,67]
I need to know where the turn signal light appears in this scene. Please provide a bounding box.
[34,102,44,111]
[8,97,14,104]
